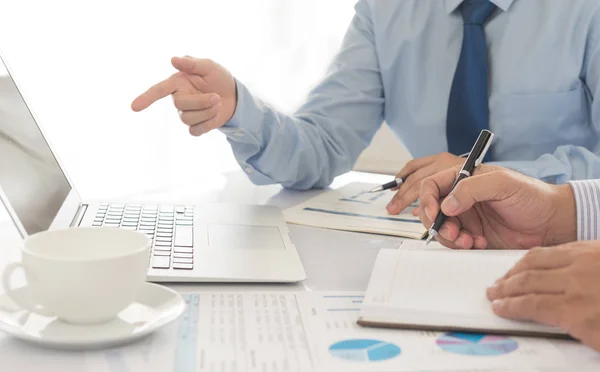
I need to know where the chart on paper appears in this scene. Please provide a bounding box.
[329,339,402,362]
[283,183,427,238]
[338,189,391,205]
[86,291,573,372]
[436,333,519,356]
[302,293,570,372]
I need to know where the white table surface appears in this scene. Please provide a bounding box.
[1,170,599,371]
[0,171,410,370]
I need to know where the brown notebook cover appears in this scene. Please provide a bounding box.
[357,318,572,340]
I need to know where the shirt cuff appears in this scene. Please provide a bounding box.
[219,79,265,140]
[568,180,600,241]
[217,79,279,184]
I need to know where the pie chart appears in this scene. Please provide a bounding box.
[329,339,401,362]
[436,332,519,356]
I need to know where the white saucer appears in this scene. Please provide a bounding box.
[0,282,185,350]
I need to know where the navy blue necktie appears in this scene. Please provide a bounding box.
[446,0,497,158]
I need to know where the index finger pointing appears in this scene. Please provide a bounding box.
[131,78,176,112]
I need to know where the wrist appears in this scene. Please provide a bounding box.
[544,184,577,246]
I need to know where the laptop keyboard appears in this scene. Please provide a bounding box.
[92,203,194,270]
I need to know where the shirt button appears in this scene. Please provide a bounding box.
[244,167,254,174]
[233,131,244,138]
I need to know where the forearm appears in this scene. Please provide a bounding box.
[220,80,377,189]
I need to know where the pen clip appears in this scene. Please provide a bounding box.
[474,132,494,167]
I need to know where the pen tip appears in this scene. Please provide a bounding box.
[425,234,435,245]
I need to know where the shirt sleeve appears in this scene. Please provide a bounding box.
[490,8,600,185]
[218,0,384,190]
[568,180,600,241]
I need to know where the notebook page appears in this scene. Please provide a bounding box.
[362,246,565,334]
[386,249,524,315]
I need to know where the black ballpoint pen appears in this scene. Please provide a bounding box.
[425,130,494,245]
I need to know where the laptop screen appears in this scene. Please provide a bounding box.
[0,56,72,235]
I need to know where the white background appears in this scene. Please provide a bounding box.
[0,0,357,199]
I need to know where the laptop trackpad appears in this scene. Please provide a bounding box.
[207,224,285,250]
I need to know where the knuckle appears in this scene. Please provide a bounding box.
[529,295,543,314]
[173,99,185,111]
[401,178,415,192]
[180,113,194,125]
[400,191,415,207]
[441,152,453,160]
[204,117,218,130]
[520,271,533,289]
[420,178,430,192]
[521,252,537,268]
[495,281,507,297]
[202,58,215,68]
[403,160,416,174]
[520,294,538,313]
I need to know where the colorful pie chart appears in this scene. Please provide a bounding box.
[437,332,519,356]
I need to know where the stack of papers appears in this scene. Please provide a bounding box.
[284,182,427,239]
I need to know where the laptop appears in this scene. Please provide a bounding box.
[0,53,306,283]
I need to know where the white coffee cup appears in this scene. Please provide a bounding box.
[2,227,150,324]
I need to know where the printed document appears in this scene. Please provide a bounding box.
[283,182,426,238]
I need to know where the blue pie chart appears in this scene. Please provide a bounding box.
[329,339,401,362]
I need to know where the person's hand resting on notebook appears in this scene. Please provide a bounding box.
[488,242,600,351]
[131,56,237,136]
[418,165,577,250]
[386,153,464,215]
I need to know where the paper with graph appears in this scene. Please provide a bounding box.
[283,182,427,239]
[83,290,574,372]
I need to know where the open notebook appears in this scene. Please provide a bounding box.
[358,245,569,338]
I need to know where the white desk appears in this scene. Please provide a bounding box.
[0,171,598,371]
[0,171,408,370]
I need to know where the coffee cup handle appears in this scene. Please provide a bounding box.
[2,262,54,317]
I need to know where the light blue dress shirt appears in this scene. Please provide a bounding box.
[220,0,600,190]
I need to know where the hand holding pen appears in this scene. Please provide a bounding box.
[424,130,494,245]
[417,158,575,250]
[371,130,494,244]
[371,152,470,217]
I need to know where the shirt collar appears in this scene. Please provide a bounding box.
[444,0,515,14]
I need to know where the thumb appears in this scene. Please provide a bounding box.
[441,170,518,216]
[171,56,213,76]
